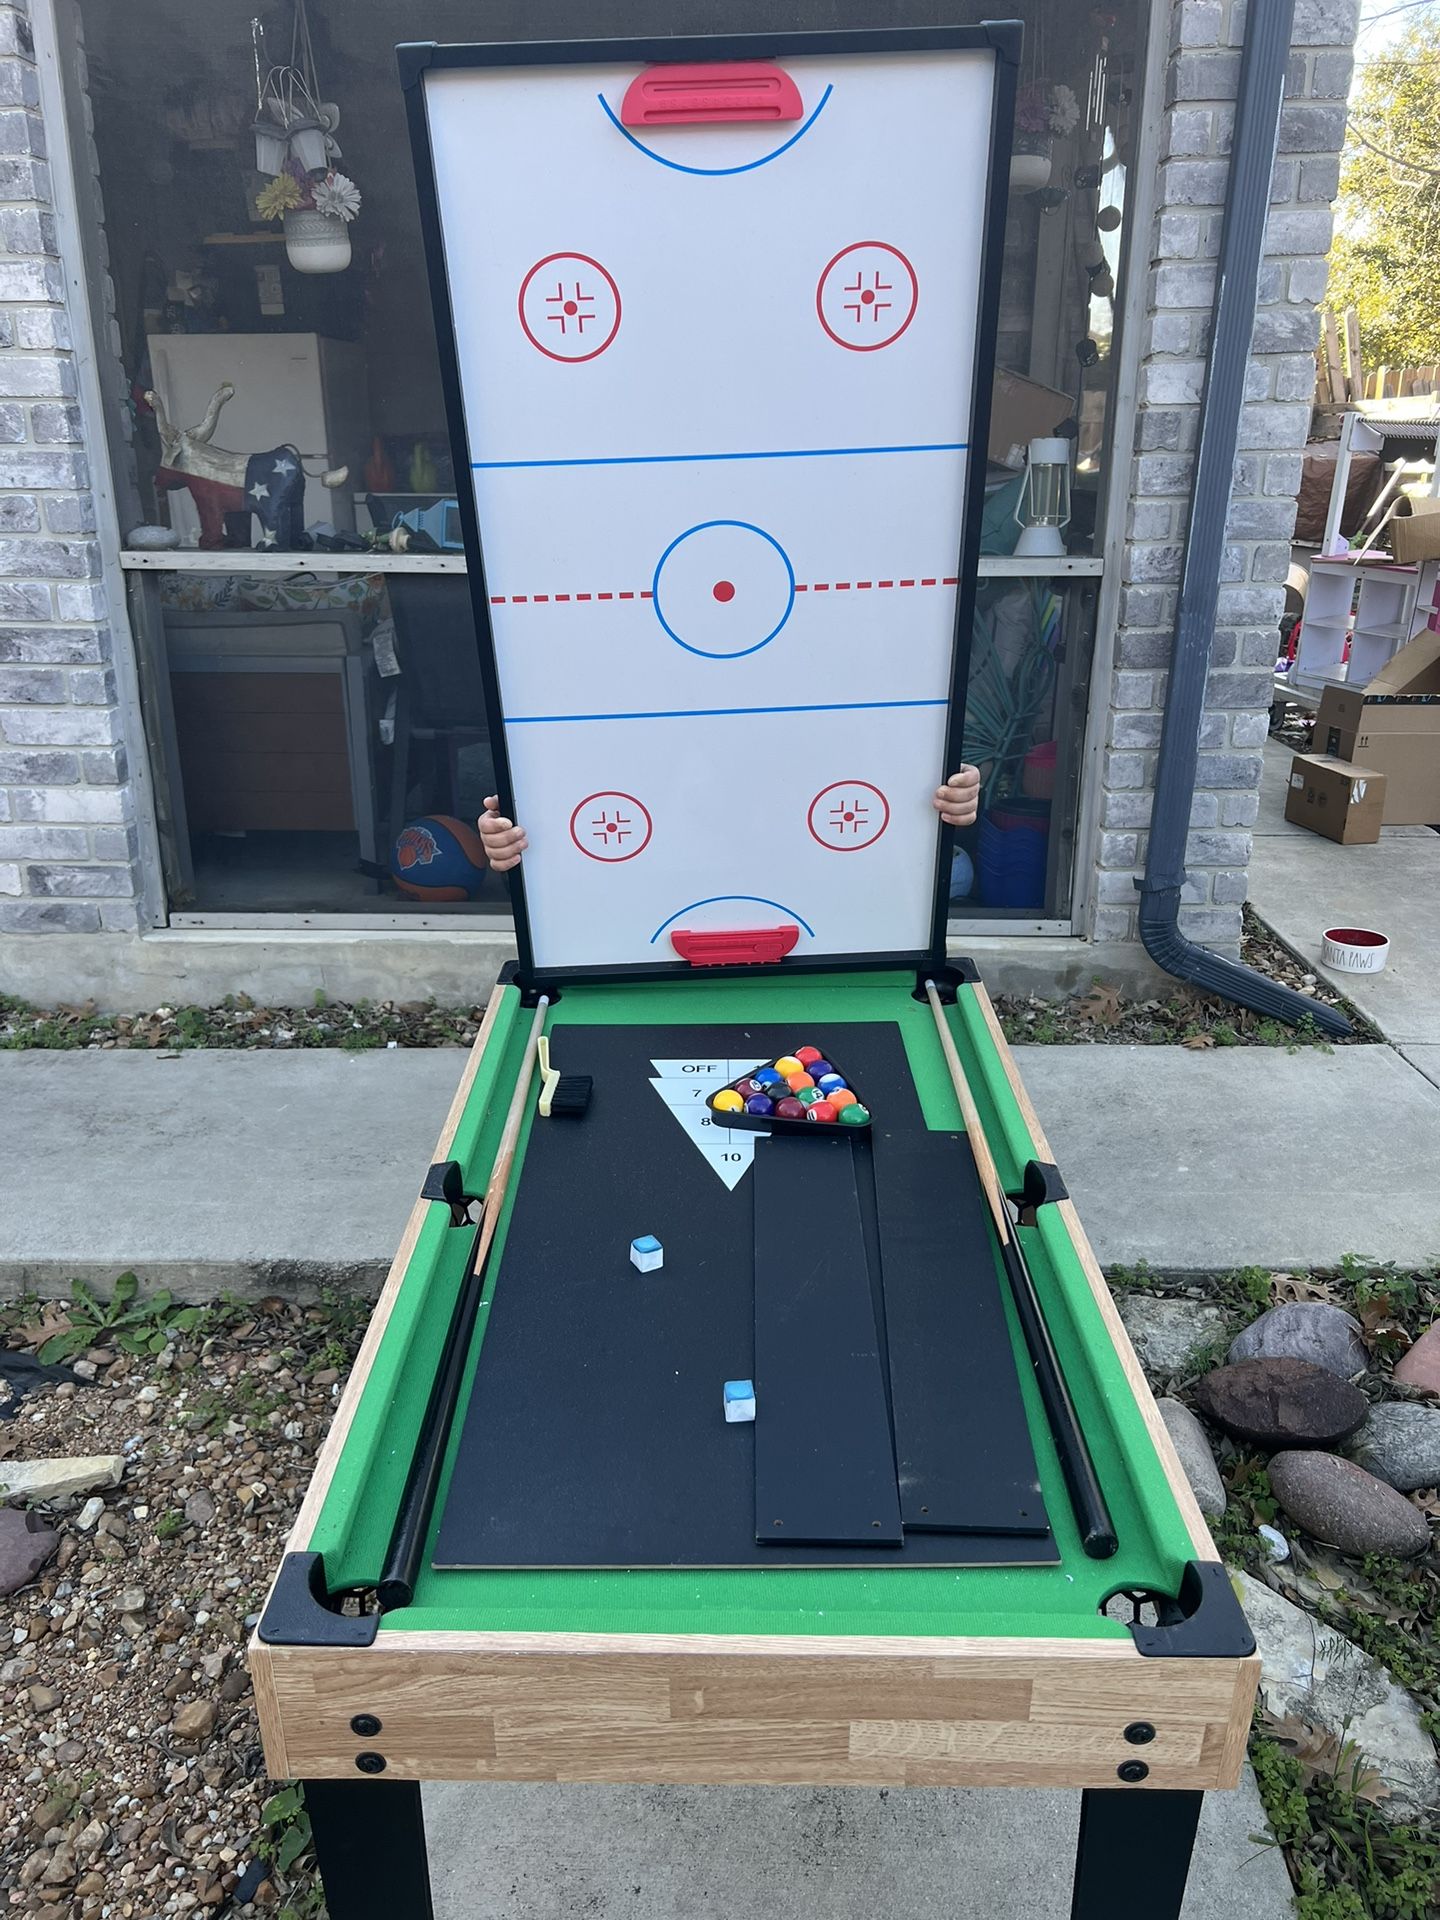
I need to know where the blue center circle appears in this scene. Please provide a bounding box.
[651,519,796,660]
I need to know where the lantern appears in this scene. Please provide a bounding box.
[1014,437,1071,558]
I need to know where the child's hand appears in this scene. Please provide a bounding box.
[478,795,528,872]
[933,765,981,829]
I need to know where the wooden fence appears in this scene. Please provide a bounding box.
[1316,306,1440,411]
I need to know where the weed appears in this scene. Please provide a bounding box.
[38,1273,204,1361]
[155,1509,187,1541]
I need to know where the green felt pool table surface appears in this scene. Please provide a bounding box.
[298,970,1208,1645]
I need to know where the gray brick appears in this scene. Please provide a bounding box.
[1251,307,1319,354]
[0,353,73,398]
[54,581,105,621]
[1172,0,1224,48]
[1095,869,1143,904]
[1144,358,1206,405]
[1299,155,1341,203]
[1165,107,1215,158]
[1250,542,1292,583]
[1225,498,1299,539]
[1263,453,1304,497]
[0,105,42,158]
[1129,502,1174,542]
[3,450,88,488]
[1264,208,1333,256]
[1120,585,1175,627]
[1,705,118,746]
[0,859,18,895]
[1310,51,1354,98]
[1091,906,1136,943]
[80,744,127,785]
[0,823,88,859]
[1110,711,1164,750]
[0,152,46,200]
[15,307,71,351]
[1275,356,1318,402]
[1269,159,1300,206]
[1279,101,1348,156]
[1125,543,1185,584]
[1099,831,1140,869]
[0,580,49,621]
[1221,792,1261,827]
[1105,751,1152,790]
[1284,51,1308,101]
[30,401,82,443]
[91,822,139,863]
[0,203,52,252]
[25,862,131,898]
[1205,669,1274,709]
[1149,312,1195,356]
[1153,263,1216,309]
[1212,871,1250,905]
[0,625,107,665]
[1231,712,1271,748]
[1138,410,1188,453]
[1198,713,1228,750]
[0,10,35,58]
[1292,0,1362,46]
[1196,751,1263,790]
[44,492,95,534]
[68,667,116,706]
[0,664,63,703]
[1257,262,1286,304]
[0,493,39,531]
[1237,402,1311,451]
[1186,829,1252,866]
[1241,629,1283,666]
[1157,212,1204,260]
[1134,454,1193,497]
[1167,51,1241,105]
[98,900,142,932]
[1177,904,1243,945]
[1111,671,1157,711]
[0,258,59,303]
[1116,629,1175,671]
[1243,359,1273,404]
[15,783,128,824]
[0,900,101,933]
[1160,159,1231,207]
[1209,631,1239,669]
[0,401,23,442]
[1101,791,1153,829]
[0,749,77,783]
[0,536,96,579]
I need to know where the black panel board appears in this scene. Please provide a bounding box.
[752,1135,903,1546]
[873,1129,1050,1536]
[434,1022,1056,1570]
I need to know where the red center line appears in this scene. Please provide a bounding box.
[488,577,958,604]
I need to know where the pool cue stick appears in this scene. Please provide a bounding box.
[377,995,549,1610]
[923,980,1117,1559]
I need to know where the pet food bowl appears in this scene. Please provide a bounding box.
[1320,926,1390,974]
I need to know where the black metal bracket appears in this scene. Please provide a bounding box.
[256,1552,381,1648]
[420,1160,481,1227]
[914,958,981,1003]
[1121,1560,1257,1659]
[496,959,559,1008]
[1007,1158,1069,1224]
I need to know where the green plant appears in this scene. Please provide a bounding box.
[155,1509,187,1541]
[38,1272,203,1360]
[259,1783,326,1916]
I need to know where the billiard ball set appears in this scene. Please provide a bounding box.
[705,1044,872,1134]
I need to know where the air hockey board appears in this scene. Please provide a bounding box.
[403,30,1013,978]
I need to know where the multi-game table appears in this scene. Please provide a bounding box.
[251,25,1257,1917]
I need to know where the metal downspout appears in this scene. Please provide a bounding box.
[1135,0,1351,1038]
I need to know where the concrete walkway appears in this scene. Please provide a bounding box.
[1251,738,1440,1058]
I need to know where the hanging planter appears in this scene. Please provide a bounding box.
[251,117,287,175]
[285,115,329,173]
[1009,144,1052,193]
[284,206,352,274]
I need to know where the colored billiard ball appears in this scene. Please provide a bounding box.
[794,1046,822,1065]
[806,1100,838,1123]
[753,1067,784,1089]
[785,1072,816,1093]
[733,1078,764,1099]
[775,1096,806,1119]
[828,1088,858,1110]
[806,1061,833,1081]
[712,1089,744,1113]
[772,1055,803,1078]
[838,1103,870,1126]
[745,1094,775,1116]
[796,1086,823,1107]
[816,1073,846,1094]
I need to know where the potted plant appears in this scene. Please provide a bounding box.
[1010,83,1082,194]
[256,161,361,274]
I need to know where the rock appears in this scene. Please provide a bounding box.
[1234,1569,1440,1820]
[1228,1302,1368,1380]
[74,1819,107,1855]
[26,1684,59,1713]
[0,1455,123,1502]
[219,1668,250,1703]
[0,1507,59,1597]
[1348,1401,1440,1491]
[184,1489,216,1529]
[114,1587,147,1615]
[1393,1323,1440,1395]
[1156,1398,1225,1519]
[74,1497,105,1531]
[1193,1356,1368,1449]
[1117,1296,1230,1377]
[172,1699,218,1743]
[1269,1450,1431,1559]
[1257,1524,1290,1562]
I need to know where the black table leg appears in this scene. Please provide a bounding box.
[1071,1787,1203,1920]
[303,1778,435,1919]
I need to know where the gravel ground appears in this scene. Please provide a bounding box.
[1,1295,365,1917]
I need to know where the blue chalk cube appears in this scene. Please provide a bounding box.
[723,1378,756,1423]
[630,1233,663,1274]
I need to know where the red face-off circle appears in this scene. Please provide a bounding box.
[807,780,891,852]
[816,242,919,352]
[519,253,622,363]
[568,790,653,862]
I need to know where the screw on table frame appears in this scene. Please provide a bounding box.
[1070,1788,1203,1920]
[303,1778,434,1919]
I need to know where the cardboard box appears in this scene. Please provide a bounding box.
[1284,754,1387,844]
[1313,629,1440,825]
[1391,493,1440,565]
[989,369,1072,470]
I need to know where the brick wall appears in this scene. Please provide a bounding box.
[1088,0,1356,949]
[0,0,140,934]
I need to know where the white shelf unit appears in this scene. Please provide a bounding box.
[1288,557,1426,703]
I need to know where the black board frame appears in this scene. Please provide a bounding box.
[399,24,1021,988]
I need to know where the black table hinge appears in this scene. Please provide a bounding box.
[1124,1561,1257,1659]
[1006,1158,1069,1224]
[914,957,982,1003]
[421,1159,482,1227]
[255,1552,381,1648]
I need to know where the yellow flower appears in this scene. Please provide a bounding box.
[255,174,302,221]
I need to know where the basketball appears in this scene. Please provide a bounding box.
[390,814,490,901]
